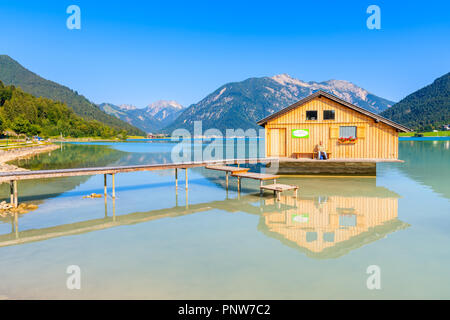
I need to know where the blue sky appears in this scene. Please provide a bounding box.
[0,0,449,107]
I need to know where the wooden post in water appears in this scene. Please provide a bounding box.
[104,174,107,198]
[175,168,178,189]
[104,196,108,218]
[10,181,14,205]
[13,180,18,208]
[185,168,188,190]
[112,173,116,199]
[225,172,229,189]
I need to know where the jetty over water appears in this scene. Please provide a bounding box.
[0,158,278,207]
[0,158,274,181]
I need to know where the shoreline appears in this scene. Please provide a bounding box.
[0,144,59,173]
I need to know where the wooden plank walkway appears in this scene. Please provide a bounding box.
[260,183,299,201]
[0,158,271,181]
[0,158,275,207]
[205,165,249,173]
[231,172,280,181]
[231,172,280,192]
[205,165,250,189]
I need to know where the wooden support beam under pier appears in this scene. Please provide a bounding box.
[260,183,299,201]
[104,174,107,198]
[175,168,178,189]
[10,181,14,205]
[13,180,18,208]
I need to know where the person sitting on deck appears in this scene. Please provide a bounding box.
[316,141,328,160]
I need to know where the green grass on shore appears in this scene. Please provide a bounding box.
[0,142,54,151]
[399,131,450,137]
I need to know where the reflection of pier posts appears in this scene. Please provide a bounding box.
[185,188,189,210]
[112,198,116,222]
[14,212,18,239]
[112,174,116,199]
[226,172,229,190]
[104,195,108,218]
[103,196,116,221]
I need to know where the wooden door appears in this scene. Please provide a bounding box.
[269,129,286,157]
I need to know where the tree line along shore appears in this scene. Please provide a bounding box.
[0,80,130,140]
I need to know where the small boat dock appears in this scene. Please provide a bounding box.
[207,166,298,200]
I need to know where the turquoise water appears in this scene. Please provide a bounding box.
[399,137,450,141]
[0,140,449,299]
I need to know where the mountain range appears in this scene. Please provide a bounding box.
[101,74,395,134]
[163,74,395,133]
[3,54,446,135]
[0,55,145,135]
[99,100,184,133]
[380,72,450,131]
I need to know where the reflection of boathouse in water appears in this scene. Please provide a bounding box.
[0,172,408,259]
[257,178,409,259]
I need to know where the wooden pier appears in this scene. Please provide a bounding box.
[0,158,276,207]
[205,165,250,189]
[231,172,279,192]
[260,183,299,201]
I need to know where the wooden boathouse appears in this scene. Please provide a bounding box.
[257,90,411,175]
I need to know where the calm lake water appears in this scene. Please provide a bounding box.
[0,140,449,299]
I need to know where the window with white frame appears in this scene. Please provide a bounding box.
[339,126,357,138]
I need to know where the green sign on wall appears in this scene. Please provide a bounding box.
[291,129,309,138]
[292,214,309,223]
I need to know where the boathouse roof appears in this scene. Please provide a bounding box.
[256,90,411,132]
